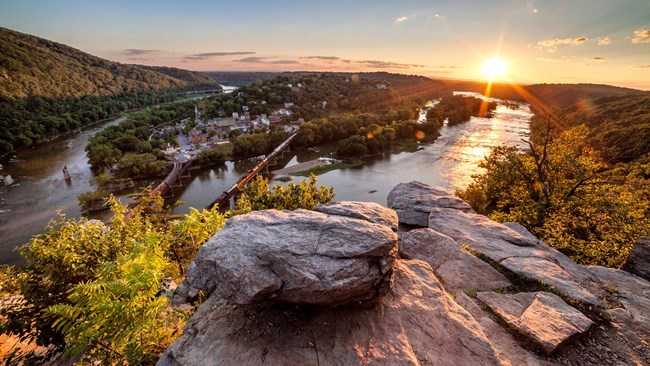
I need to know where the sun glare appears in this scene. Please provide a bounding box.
[481,58,507,80]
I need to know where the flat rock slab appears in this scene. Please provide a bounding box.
[400,228,511,291]
[314,200,398,232]
[429,207,602,306]
[387,181,474,226]
[477,292,593,355]
[185,204,398,306]
[159,260,507,366]
[453,291,551,366]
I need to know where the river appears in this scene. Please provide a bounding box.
[0,92,532,265]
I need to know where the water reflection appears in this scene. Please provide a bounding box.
[0,92,532,265]
[170,93,532,214]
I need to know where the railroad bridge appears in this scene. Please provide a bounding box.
[209,132,298,211]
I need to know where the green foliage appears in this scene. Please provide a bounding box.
[86,102,195,170]
[77,189,111,212]
[45,236,185,364]
[117,153,170,179]
[231,128,289,159]
[168,207,227,275]
[337,135,369,158]
[459,124,650,267]
[0,27,219,154]
[235,174,335,214]
[195,147,227,167]
[428,94,497,126]
[0,27,216,100]
[554,94,650,163]
[1,196,229,363]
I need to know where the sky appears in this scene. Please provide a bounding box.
[1,0,649,89]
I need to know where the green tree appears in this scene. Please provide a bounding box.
[1,196,229,364]
[46,238,186,364]
[459,124,650,267]
[235,174,334,214]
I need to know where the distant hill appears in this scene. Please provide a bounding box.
[204,71,444,101]
[0,27,217,100]
[435,79,647,110]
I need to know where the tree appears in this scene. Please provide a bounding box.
[235,174,334,214]
[459,124,650,267]
[336,135,368,158]
[1,195,229,363]
[46,239,186,364]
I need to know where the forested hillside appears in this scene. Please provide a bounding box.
[0,27,216,99]
[0,27,219,153]
[460,89,650,267]
[437,79,647,110]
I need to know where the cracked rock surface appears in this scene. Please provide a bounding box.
[185,203,398,306]
[159,260,506,366]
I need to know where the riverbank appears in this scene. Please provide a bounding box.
[0,92,532,265]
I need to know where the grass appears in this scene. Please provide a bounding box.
[294,160,365,176]
[210,142,233,156]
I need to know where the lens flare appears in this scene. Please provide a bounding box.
[481,58,507,80]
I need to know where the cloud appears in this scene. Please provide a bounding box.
[124,49,160,55]
[127,57,154,62]
[268,60,300,65]
[537,36,588,52]
[234,57,269,63]
[437,65,462,69]
[232,57,300,65]
[635,64,650,68]
[537,56,572,62]
[585,56,607,63]
[632,28,650,44]
[303,56,341,60]
[184,51,256,60]
[395,16,410,23]
[598,37,611,45]
[356,60,424,69]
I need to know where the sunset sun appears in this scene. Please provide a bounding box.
[481,58,507,80]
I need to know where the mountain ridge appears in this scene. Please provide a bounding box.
[0,27,217,100]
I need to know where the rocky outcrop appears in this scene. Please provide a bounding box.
[387,181,473,226]
[621,236,650,282]
[399,228,511,292]
[313,200,399,232]
[584,265,650,337]
[185,204,398,306]
[161,183,650,365]
[477,292,593,355]
[159,260,506,366]
[428,207,603,307]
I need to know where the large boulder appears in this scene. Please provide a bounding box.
[477,292,593,355]
[621,236,650,282]
[185,204,398,306]
[387,181,474,226]
[158,260,507,366]
[399,228,511,292]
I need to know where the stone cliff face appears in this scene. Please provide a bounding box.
[159,182,650,366]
